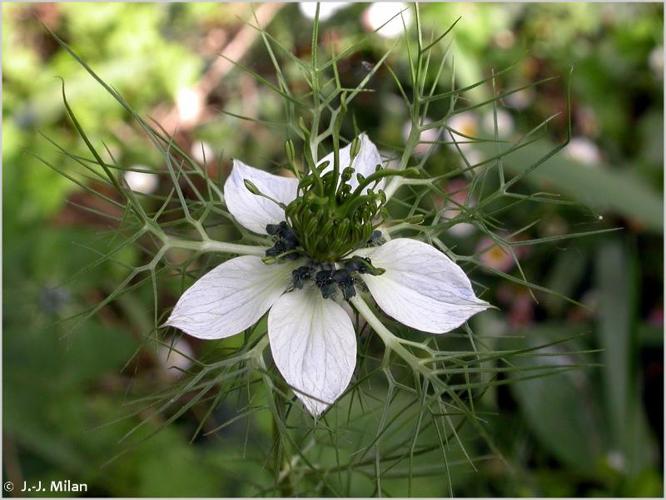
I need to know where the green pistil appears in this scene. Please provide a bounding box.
[286,198,377,262]
[285,167,370,261]
[243,141,422,263]
[282,159,421,262]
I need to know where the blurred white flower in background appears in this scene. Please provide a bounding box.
[648,45,663,80]
[124,166,159,195]
[493,29,516,49]
[505,87,536,110]
[363,2,413,39]
[157,337,194,380]
[441,178,477,238]
[464,148,485,167]
[481,108,515,138]
[190,140,214,165]
[565,137,602,166]
[577,105,600,137]
[446,112,487,167]
[299,2,348,21]
[607,451,627,473]
[176,87,204,126]
[446,111,479,152]
[477,236,515,274]
[402,119,439,156]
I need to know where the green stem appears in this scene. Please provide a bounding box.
[350,296,425,373]
[383,177,403,201]
[271,411,283,487]
[351,168,419,198]
[271,376,293,496]
[207,334,269,368]
[165,238,267,256]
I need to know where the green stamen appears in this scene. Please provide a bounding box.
[282,146,419,262]
[244,179,288,209]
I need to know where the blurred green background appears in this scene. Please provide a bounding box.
[3,2,663,497]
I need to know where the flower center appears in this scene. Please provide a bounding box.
[284,165,387,262]
[246,137,420,299]
[283,139,419,262]
[265,222,386,300]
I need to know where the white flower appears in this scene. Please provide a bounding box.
[446,111,479,152]
[363,3,413,39]
[166,133,489,416]
[565,136,601,166]
[446,113,487,166]
[190,140,214,165]
[402,118,439,157]
[441,178,477,238]
[157,337,194,380]
[299,2,348,21]
[505,88,535,110]
[175,87,204,126]
[124,166,159,195]
[648,45,663,80]
[481,109,515,139]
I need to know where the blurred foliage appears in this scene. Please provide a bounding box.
[3,2,663,497]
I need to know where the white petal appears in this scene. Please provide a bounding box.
[166,256,294,339]
[268,286,357,416]
[318,133,384,192]
[223,160,299,234]
[358,238,490,333]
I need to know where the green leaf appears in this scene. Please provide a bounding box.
[481,140,664,233]
[509,327,607,472]
[595,239,657,476]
